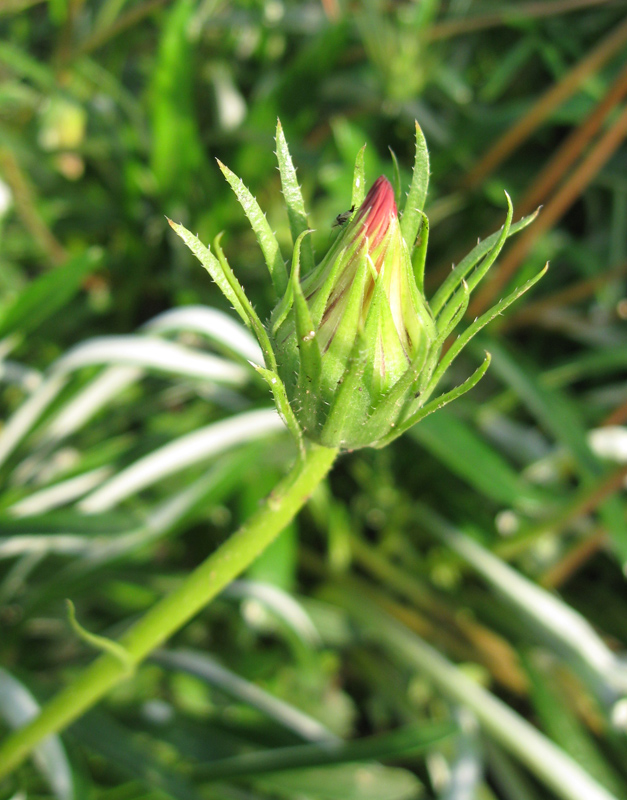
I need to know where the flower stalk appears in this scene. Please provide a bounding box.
[0,443,338,779]
[0,120,544,781]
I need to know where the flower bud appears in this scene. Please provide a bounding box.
[271,176,438,450]
[172,120,544,453]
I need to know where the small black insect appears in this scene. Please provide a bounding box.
[333,205,355,227]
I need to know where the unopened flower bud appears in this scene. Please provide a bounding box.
[172,120,544,453]
[271,175,438,449]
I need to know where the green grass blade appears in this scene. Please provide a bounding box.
[256,762,421,800]
[153,648,337,743]
[419,506,627,701]
[329,589,622,800]
[524,653,627,796]
[0,668,73,800]
[0,248,102,341]
[196,720,454,780]
[149,0,205,199]
[78,409,285,513]
[410,408,546,510]
[487,338,627,564]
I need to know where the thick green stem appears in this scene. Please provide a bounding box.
[0,443,338,779]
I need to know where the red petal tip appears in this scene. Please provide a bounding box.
[356,176,397,245]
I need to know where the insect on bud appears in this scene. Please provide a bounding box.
[271,175,438,449]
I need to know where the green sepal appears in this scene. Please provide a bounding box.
[377,352,492,448]
[275,119,315,274]
[168,219,277,369]
[322,245,370,390]
[413,211,429,294]
[430,201,539,316]
[253,365,305,457]
[291,231,322,409]
[270,277,294,337]
[361,330,431,444]
[424,264,548,404]
[351,144,367,209]
[436,192,514,333]
[217,159,288,297]
[436,278,470,338]
[307,232,365,329]
[320,338,371,449]
[167,219,249,324]
[465,191,514,294]
[418,281,469,396]
[401,121,429,252]
[388,146,402,209]
[361,274,408,399]
[213,233,278,371]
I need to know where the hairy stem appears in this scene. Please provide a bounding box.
[0,443,338,779]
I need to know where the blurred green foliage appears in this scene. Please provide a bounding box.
[1,1,627,798]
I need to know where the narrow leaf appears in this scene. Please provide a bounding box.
[388,146,402,209]
[0,248,101,341]
[254,365,304,456]
[291,232,322,394]
[67,600,133,673]
[351,144,367,209]
[276,119,314,274]
[196,721,453,781]
[0,668,74,800]
[436,192,514,332]
[217,159,288,296]
[431,205,540,316]
[424,265,547,403]
[79,409,285,513]
[167,219,249,324]
[412,212,429,294]
[421,507,627,700]
[331,590,622,800]
[382,353,491,445]
[400,121,429,251]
